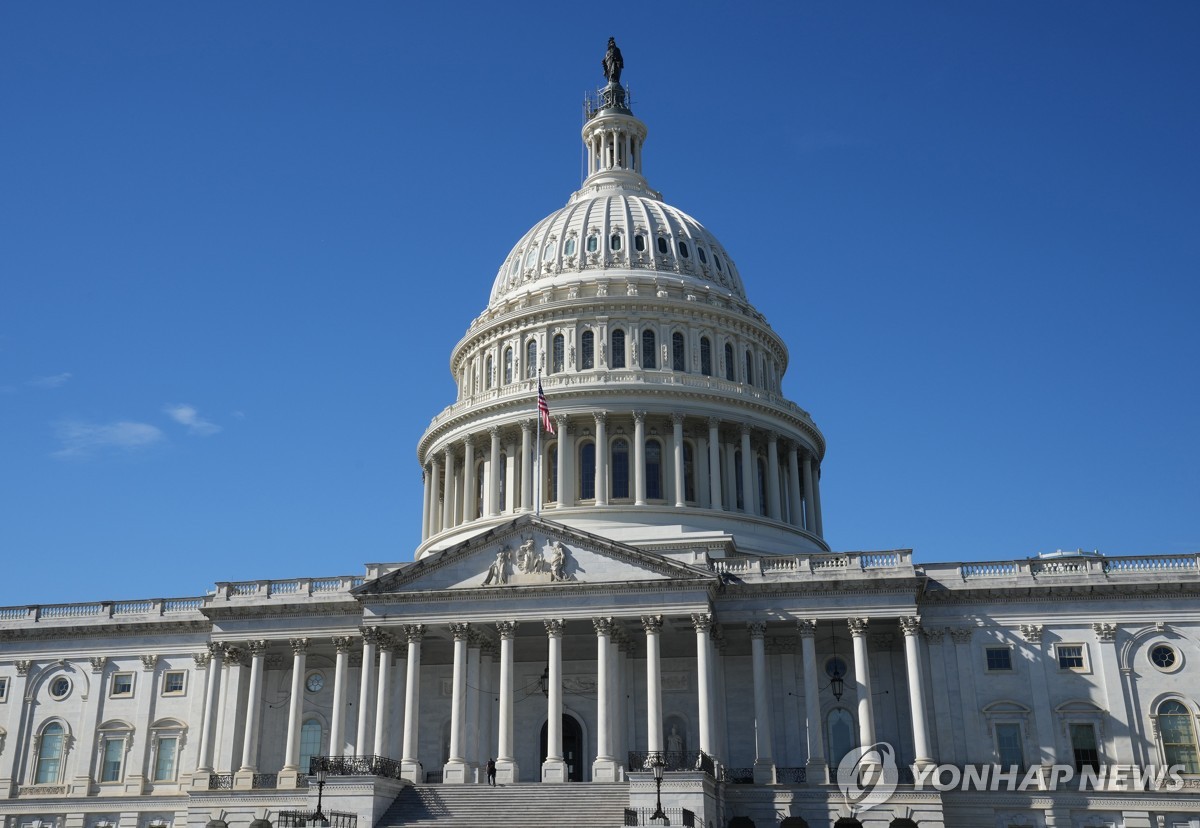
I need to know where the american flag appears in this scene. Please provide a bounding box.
[538,380,556,435]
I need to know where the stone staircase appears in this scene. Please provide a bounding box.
[378,781,630,827]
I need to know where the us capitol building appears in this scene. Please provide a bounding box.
[2,43,1198,828]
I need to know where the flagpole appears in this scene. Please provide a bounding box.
[535,369,542,516]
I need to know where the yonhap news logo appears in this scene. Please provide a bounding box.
[836,741,1187,813]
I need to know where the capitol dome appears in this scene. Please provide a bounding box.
[416,65,827,561]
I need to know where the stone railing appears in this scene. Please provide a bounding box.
[711,550,912,577]
[211,576,365,602]
[0,597,206,624]
[956,553,1199,582]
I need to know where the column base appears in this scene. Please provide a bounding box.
[400,759,424,783]
[804,758,828,785]
[753,760,776,785]
[189,771,214,791]
[495,759,519,784]
[442,760,470,784]
[591,757,619,782]
[232,769,258,790]
[541,758,568,783]
[278,768,301,789]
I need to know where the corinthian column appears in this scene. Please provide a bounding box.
[643,615,664,754]
[594,412,609,506]
[797,620,827,782]
[329,636,352,757]
[692,614,714,757]
[592,617,618,781]
[542,619,568,782]
[749,622,776,783]
[443,622,471,783]
[279,638,309,786]
[234,640,267,786]
[848,618,875,748]
[495,621,519,783]
[633,411,647,505]
[400,625,425,782]
[900,617,934,768]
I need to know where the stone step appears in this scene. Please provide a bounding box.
[379,782,630,828]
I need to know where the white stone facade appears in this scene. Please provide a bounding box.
[2,46,1198,828]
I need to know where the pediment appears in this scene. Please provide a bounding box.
[354,515,716,597]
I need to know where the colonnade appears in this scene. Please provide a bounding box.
[192,615,932,788]
[421,412,823,542]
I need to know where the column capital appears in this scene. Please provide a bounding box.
[289,637,310,655]
[141,654,159,672]
[640,614,663,634]
[246,640,268,656]
[948,627,975,645]
[443,444,454,458]
[593,411,607,426]
[360,626,383,646]
[1019,623,1044,644]
[544,618,566,637]
[192,652,210,670]
[671,412,685,427]
[796,619,817,638]
[1092,622,1118,642]
[740,422,752,438]
[765,430,779,444]
[467,629,483,649]
[332,636,354,654]
[633,410,646,424]
[707,416,720,430]
[521,419,534,434]
[90,656,108,673]
[748,621,768,640]
[920,627,945,644]
[593,617,615,637]
[223,645,244,664]
[691,613,713,633]
[496,620,519,640]
[450,622,472,641]
[847,617,869,637]
[207,642,225,660]
[402,623,426,644]
[489,425,502,439]
[899,616,922,636]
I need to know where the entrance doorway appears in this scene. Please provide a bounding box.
[539,714,585,781]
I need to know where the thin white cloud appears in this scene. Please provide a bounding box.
[163,403,222,436]
[53,420,164,458]
[28,372,72,389]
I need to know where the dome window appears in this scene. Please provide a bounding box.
[610,328,626,369]
[656,237,669,255]
[714,254,723,272]
[634,234,646,252]
[678,241,690,259]
[700,337,712,376]
[697,247,708,264]
[610,234,622,251]
[564,237,577,257]
[586,234,599,253]
[641,329,657,369]
[543,243,555,261]
[510,255,520,276]
[581,331,595,370]
[525,248,538,268]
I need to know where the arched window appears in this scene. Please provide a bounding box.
[1158,699,1200,772]
[610,329,626,369]
[98,721,132,783]
[642,329,657,369]
[299,719,323,776]
[503,347,513,385]
[645,439,663,500]
[700,337,712,376]
[484,355,493,390]
[611,438,630,499]
[724,343,735,381]
[525,340,537,379]
[672,332,686,372]
[35,722,66,784]
[546,445,558,503]
[579,442,596,500]
[552,334,565,374]
[581,331,594,370]
[827,708,855,768]
[745,350,754,386]
[683,443,695,502]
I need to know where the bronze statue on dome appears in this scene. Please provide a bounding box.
[602,37,623,84]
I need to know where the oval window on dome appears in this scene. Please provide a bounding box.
[543,243,555,261]
[610,234,622,251]
[634,234,646,252]
[525,248,538,267]
[657,237,668,255]
[564,237,577,257]
[586,235,598,253]
[697,247,708,264]
[510,255,520,275]
[714,254,723,272]
[678,241,690,259]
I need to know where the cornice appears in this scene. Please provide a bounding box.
[0,619,212,643]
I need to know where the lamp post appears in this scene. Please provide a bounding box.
[312,763,328,826]
[650,751,667,824]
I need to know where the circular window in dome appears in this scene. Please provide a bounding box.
[1150,643,1182,673]
[50,676,71,700]
[564,238,576,257]
[657,236,668,255]
[697,247,708,264]
[678,241,689,259]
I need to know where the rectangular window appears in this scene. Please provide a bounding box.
[162,671,186,696]
[1070,723,1100,772]
[0,676,8,702]
[995,722,1024,769]
[1056,644,1087,671]
[986,647,1013,671]
[101,738,124,782]
[111,672,134,697]
[153,737,177,781]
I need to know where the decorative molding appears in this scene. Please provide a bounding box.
[847,617,868,636]
[1093,622,1117,642]
[1020,624,1044,644]
[90,657,108,673]
[16,660,32,676]
[898,616,921,636]
[140,654,159,671]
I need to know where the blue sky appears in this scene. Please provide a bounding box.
[3,3,1197,607]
